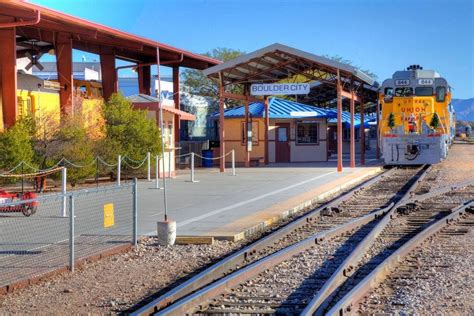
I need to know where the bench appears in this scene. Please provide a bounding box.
[250,157,264,167]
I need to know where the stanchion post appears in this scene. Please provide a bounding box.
[147,152,151,182]
[61,167,67,217]
[69,194,75,272]
[187,152,199,183]
[117,155,121,186]
[133,178,138,246]
[232,149,236,176]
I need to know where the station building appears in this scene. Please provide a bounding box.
[214,97,377,165]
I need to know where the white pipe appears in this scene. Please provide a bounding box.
[232,149,236,176]
[147,152,151,181]
[61,167,67,217]
[117,155,121,186]
[168,149,172,179]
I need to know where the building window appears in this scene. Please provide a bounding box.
[296,122,318,144]
[343,127,360,141]
[241,121,259,145]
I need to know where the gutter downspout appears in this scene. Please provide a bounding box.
[0,10,41,28]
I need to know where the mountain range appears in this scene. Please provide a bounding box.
[452,98,474,122]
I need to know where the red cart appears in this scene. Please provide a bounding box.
[0,190,38,216]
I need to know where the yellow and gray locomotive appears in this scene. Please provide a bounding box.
[379,65,455,165]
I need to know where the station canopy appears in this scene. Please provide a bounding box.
[0,1,220,67]
[203,43,378,107]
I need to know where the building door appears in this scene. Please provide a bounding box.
[276,123,290,163]
[328,125,337,153]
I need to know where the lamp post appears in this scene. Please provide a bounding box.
[155,48,176,246]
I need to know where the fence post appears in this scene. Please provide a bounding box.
[69,194,75,272]
[232,149,236,176]
[147,152,151,182]
[61,167,67,217]
[117,155,121,186]
[133,178,138,246]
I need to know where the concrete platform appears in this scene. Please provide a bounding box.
[137,161,382,241]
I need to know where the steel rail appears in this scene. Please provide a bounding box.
[302,165,432,315]
[404,177,474,206]
[154,204,395,315]
[131,167,395,315]
[326,199,474,316]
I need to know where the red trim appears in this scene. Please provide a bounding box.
[132,102,195,121]
[2,1,220,67]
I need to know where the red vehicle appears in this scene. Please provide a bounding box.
[0,190,38,216]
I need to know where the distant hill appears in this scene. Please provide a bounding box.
[452,98,474,122]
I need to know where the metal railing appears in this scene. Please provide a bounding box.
[0,180,138,289]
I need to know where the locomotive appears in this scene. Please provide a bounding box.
[379,65,455,165]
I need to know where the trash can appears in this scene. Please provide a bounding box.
[202,149,213,168]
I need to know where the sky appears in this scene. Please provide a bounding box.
[32,0,474,99]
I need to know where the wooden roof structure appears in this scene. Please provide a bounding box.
[203,43,381,172]
[0,0,220,67]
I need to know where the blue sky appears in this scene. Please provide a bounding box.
[32,0,473,99]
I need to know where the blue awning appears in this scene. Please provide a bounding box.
[211,97,337,119]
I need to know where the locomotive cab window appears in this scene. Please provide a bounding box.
[384,87,394,102]
[395,87,413,97]
[436,86,446,102]
[415,87,433,96]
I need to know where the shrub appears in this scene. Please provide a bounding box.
[0,119,36,172]
[101,93,162,164]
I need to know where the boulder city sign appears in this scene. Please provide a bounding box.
[250,83,310,96]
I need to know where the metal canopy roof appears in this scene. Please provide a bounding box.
[203,43,376,86]
[1,1,220,68]
[212,97,337,119]
[127,94,196,121]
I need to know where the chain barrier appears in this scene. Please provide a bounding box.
[121,156,148,170]
[194,151,233,160]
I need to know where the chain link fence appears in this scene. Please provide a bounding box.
[0,181,137,289]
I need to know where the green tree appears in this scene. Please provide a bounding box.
[430,112,440,131]
[388,112,396,131]
[101,93,162,164]
[181,48,245,109]
[45,117,95,186]
[0,119,36,173]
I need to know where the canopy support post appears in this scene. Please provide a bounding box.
[337,70,343,173]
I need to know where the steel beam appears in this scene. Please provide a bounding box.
[100,51,117,101]
[350,79,356,168]
[360,98,365,165]
[264,96,270,165]
[244,85,250,167]
[376,101,380,159]
[138,65,151,95]
[337,70,343,172]
[219,72,225,173]
[0,27,18,129]
[55,32,73,118]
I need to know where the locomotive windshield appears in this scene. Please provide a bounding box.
[395,87,413,97]
[415,87,433,96]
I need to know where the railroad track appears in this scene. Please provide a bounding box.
[135,165,474,316]
[131,166,429,315]
[360,210,474,314]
